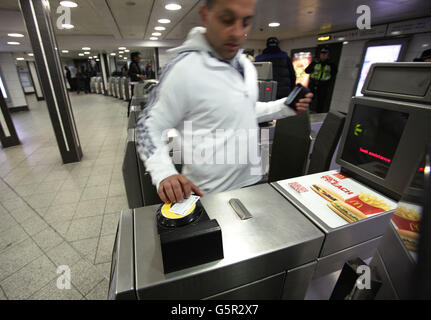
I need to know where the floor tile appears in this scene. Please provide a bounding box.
[26,193,56,210]
[70,237,99,262]
[43,203,77,224]
[0,238,43,281]
[95,234,116,265]
[0,224,28,253]
[1,255,57,300]
[33,180,64,195]
[74,199,106,218]
[51,190,82,206]
[86,279,108,300]
[108,183,126,198]
[101,213,120,236]
[95,262,111,280]
[21,215,49,236]
[32,228,64,252]
[104,196,128,214]
[70,259,106,296]
[46,242,82,267]
[86,174,112,187]
[81,185,109,201]
[29,278,83,300]
[50,220,72,237]
[64,216,103,242]
[8,205,37,223]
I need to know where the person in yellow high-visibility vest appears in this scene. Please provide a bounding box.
[305,47,338,113]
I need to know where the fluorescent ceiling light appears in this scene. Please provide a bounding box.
[84,52,90,55]
[268,22,280,27]
[60,1,78,8]
[78,53,84,56]
[61,50,69,53]
[337,37,345,41]
[7,41,20,45]
[119,55,123,57]
[119,51,124,54]
[119,47,126,50]
[422,44,429,47]
[110,53,116,56]
[28,53,34,56]
[16,57,24,61]
[82,47,91,50]
[62,24,74,29]
[150,37,158,40]
[158,19,171,24]
[93,55,97,58]
[89,57,92,59]
[391,31,401,35]
[8,33,24,38]
[124,49,130,52]
[152,32,162,36]
[165,3,182,10]
[96,59,100,61]
[155,26,166,31]
[123,57,127,60]
[343,41,349,45]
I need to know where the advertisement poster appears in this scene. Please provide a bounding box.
[355,44,402,97]
[292,52,312,88]
[276,170,397,229]
[391,201,422,261]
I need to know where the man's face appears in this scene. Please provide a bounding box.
[136,54,142,63]
[200,0,256,60]
[320,52,329,61]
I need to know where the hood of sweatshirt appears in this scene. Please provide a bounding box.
[168,26,244,63]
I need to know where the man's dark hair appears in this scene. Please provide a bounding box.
[206,0,218,9]
[131,52,141,61]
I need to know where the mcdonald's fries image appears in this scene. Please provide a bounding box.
[276,170,397,228]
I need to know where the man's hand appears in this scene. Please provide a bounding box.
[138,74,146,80]
[294,92,314,114]
[158,174,204,204]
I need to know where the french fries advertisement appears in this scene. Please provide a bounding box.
[391,201,422,257]
[276,170,397,229]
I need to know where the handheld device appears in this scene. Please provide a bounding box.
[284,84,311,110]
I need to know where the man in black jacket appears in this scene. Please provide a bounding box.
[128,52,145,82]
[255,37,296,99]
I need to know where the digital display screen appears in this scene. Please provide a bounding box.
[292,52,312,87]
[341,105,409,179]
[355,44,402,97]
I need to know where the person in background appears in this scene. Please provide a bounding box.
[84,67,92,93]
[413,49,431,62]
[128,52,146,82]
[76,68,86,94]
[121,64,129,77]
[145,61,155,79]
[69,65,77,92]
[243,49,255,62]
[64,66,73,91]
[255,37,296,99]
[305,47,338,113]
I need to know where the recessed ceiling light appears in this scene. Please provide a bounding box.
[152,32,162,36]
[118,47,126,50]
[124,49,130,52]
[422,44,429,47]
[165,3,182,11]
[96,59,100,61]
[119,51,124,54]
[61,50,69,53]
[110,53,116,56]
[158,19,171,24]
[119,55,123,57]
[268,22,280,27]
[82,47,91,50]
[78,53,84,56]
[93,55,97,58]
[155,26,166,31]
[150,37,159,40]
[84,52,90,55]
[8,33,24,38]
[89,57,93,59]
[16,57,24,61]
[343,41,349,45]
[391,31,401,35]
[60,1,78,8]
[62,24,74,29]
[7,41,20,45]
[124,57,127,60]
[28,53,34,56]
[337,37,345,41]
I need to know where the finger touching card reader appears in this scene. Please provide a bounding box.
[156,198,224,274]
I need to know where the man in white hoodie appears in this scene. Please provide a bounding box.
[136,0,313,204]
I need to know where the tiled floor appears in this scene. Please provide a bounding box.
[0,92,129,300]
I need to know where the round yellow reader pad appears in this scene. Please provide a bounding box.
[161,203,196,220]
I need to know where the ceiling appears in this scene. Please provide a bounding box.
[0,0,430,58]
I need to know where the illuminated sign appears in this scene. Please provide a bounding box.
[359,148,392,163]
[317,35,331,41]
[354,124,363,136]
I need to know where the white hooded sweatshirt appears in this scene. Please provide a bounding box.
[136,27,296,194]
